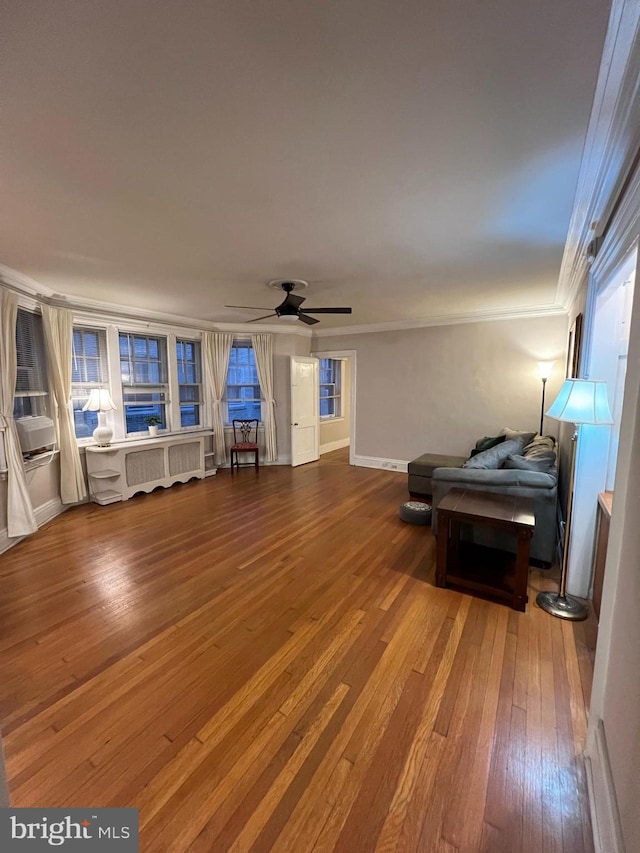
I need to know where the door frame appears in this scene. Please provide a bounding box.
[311,349,357,465]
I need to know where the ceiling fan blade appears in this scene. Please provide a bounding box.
[298,313,320,325]
[247,313,277,323]
[225,304,271,310]
[281,293,305,309]
[301,307,352,314]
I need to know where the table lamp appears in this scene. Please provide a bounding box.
[82,389,117,446]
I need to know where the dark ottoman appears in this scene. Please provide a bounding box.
[408,453,467,499]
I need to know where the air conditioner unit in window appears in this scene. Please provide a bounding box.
[15,416,56,455]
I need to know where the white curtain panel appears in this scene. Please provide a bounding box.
[202,331,233,465]
[251,333,277,462]
[42,305,87,504]
[0,289,37,538]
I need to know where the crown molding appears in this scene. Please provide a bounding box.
[2,263,563,338]
[0,265,312,337]
[311,302,566,338]
[0,264,56,299]
[556,0,640,311]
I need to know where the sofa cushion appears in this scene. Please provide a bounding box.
[462,437,527,469]
[504,453,556,473]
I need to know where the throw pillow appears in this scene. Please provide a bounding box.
[462,438,525,469]
[523,442,556,462]
[500,427,537,446]
[469,434,507,457]
[504,454,556,473]
[524,435,555,446]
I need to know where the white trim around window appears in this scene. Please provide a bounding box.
[72,320,208,443]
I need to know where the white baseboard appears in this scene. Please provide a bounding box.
[0,497,66,555]
[352,454,408,473]
[585,718,625,853]
[320,438,350,455]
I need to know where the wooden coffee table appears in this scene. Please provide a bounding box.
[435,488,535,611]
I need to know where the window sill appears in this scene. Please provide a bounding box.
[320,416,345,423]
[78,427,214,450]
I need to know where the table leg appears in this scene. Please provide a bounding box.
[513,529,532,612]
[436,511,450,588]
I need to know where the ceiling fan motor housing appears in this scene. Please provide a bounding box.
[276,302,299,317]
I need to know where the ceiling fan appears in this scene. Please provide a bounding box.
[225,280,352,325]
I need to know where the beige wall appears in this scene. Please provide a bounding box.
[319,358,351,451]
[315,315,568,462]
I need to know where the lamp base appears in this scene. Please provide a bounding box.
[92,424,113,447]
[536,590,588,621]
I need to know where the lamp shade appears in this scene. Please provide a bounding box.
[537,361,555,380]
[545,379,613,425]
[82,389,117,412]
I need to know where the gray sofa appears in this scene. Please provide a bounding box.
[431,465,558,564]
[409,433,559,565]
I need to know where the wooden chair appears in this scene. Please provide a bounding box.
[230,419,260,472]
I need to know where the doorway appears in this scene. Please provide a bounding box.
[312,349,357,465]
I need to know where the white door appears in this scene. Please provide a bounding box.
[291,356,319,467]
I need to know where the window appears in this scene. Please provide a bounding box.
[119,332,168,434]
[319,358,342,418]
[71,327,109,438]
[176,339,202,428]
[225,341,261,422]
[14,309,48,419]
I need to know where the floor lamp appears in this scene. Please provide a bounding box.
[536,378,613,621]
[537,361,555,435]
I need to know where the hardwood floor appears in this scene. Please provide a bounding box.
[0,448,597,852]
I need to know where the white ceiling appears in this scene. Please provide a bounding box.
[0,0,610,331]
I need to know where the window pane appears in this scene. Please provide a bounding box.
[84,332,99,357]
[225,342,261,423]
[180,405,199,428]
[135,363,149,383]
[73,402,98,439]
[15,310,47,394]
[176,339,202,428]
[179,385,200,403]
[13,395,45,419]
[320,398,335,417]
[319,359,341,419]
[120,333,169,433]
[228,400,261,421]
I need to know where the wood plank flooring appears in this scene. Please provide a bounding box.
[0,448,597,852]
